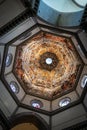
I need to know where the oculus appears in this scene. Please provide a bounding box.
[5,53,13,67]
[46,58,52,65]
[10,81,19,94]
[30,99,43,108]
[0,53,1,66]
[81,75,87,88]
[39,52,58,71]
[59,97,71,107]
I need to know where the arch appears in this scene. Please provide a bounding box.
[9,112,50,130]
[0,109,10,130]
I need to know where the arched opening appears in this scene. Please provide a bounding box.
[9,112,49,130]
[0,109,10,130]
[11,123,38,130]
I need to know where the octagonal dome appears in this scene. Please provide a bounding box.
[13,31,83,100]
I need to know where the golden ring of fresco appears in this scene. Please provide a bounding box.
[14,32,82,99]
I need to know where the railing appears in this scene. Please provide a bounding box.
[80,4,87,30]
[0,9,32,37]
[63,120,87,130]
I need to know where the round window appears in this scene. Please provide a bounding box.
[6,53,13,67]
[59,97,71,107]
[10,81,19,94]
[81,75,87,88]
[30,100,43,109]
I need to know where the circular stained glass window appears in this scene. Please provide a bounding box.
[6,53,13,67]
[81,75,87,88]
[59,97,71,107]
[10,81,19,94]
[30,99,43,109]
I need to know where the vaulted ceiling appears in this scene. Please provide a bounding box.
[0,0,87,130]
